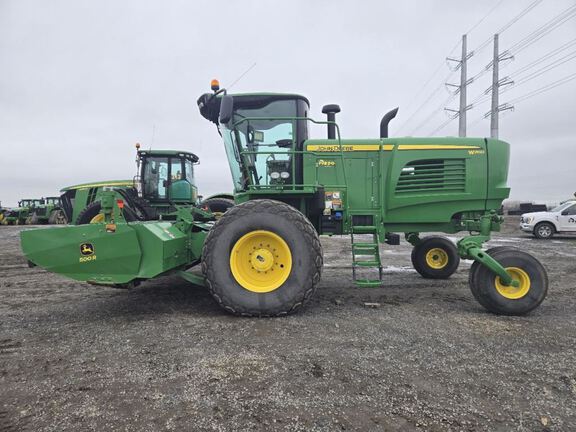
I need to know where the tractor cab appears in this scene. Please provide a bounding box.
[19,199,44,208]
[198,90,309,192]
[137,149,199,204]
[44,197,61,206]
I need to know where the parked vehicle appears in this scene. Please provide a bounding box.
[520,200,576,239]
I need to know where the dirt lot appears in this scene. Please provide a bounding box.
[1,218,575,431]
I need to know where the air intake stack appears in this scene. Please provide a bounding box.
[322,104,341,139]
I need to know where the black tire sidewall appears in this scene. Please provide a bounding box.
[201,198,235,214]
[411,236,460,279]
[471,249,548,315]
[76,201,137,225]
[203,200,322,316]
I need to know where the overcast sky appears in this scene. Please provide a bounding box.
[1,0,575,207]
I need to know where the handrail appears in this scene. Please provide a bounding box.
[226,116,350,216]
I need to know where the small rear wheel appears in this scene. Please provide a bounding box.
[469,248,548,315]
[202,199,323,317]
[411,236,460,279]
[533,222,554,239]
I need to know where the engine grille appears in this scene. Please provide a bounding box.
[396,159,466,194]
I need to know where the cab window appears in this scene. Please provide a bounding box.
[143,157,169,200]
[563,204,576,215]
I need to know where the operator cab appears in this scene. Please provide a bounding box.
[198,90,309,192]
[138,150,199,203]
[45,197,61,206]
[19,199,44,208]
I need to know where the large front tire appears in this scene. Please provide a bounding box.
[469,248,548,315]
[202,199,323,317]
[411,236,460,279]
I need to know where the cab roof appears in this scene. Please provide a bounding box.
[60,180,133,192]
[198,92,310,125]
[138,149,199,163]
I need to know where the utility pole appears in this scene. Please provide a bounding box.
[446,35,473,137]
[490,34,500,138]
[459,34,468,137]
[487,34,514,138]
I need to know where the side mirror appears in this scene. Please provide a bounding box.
[276,139,293,148]
[561,210,570,216]
[219,95,234,124]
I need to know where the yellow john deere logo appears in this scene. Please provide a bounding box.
[79,243,96,263]
[80,243,94,255]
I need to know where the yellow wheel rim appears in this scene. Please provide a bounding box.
[230,230,292,293]
[495,267,531,299]
[90,213,105,224]
[425,247,449,269]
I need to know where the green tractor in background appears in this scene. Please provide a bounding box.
[60,146,233,225]
[2,199,38,225]
[2,198,67,225]
[20,81,549,317]
[0,201,6,225]
[25,196,67,225]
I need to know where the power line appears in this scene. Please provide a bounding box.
[428,114,458,136]
[470,0,543,55]
[469,51,576,108]
[396,68,457,134]
[465,0,506,35]
[507,72,576,104]
[408,92,457,135]
[508,37,576,76]
[496,0,543,34]
[468,41,576,114]
[397,0,508,134]
[512,51,576,86]
[508,4,576,54]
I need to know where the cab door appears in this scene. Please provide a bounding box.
[558,203,576,231]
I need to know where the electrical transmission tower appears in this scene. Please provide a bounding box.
[487,34,514,138]
[446,35,474,137]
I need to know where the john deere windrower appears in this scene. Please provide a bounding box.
[20,80,548,317]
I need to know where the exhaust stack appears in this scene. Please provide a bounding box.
[322,104,341,139]
[380,107,399,138]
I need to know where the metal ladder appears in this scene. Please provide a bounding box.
[351,222,383,287]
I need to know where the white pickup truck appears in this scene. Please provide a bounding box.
[520,199,576,239]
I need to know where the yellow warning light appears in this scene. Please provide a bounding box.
[135,142,141,150]
[211,79,220,91]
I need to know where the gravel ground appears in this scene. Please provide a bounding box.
[0,218,575,431]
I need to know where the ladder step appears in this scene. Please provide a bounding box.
[354,279,382,287]
[352,225,377,233]
[353,260,381,267]
[352,242,378,248]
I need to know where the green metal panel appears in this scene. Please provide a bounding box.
[21,224,142,284]
[20,221,207,285]
[301,137,509,236]
[132,222,189,278]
